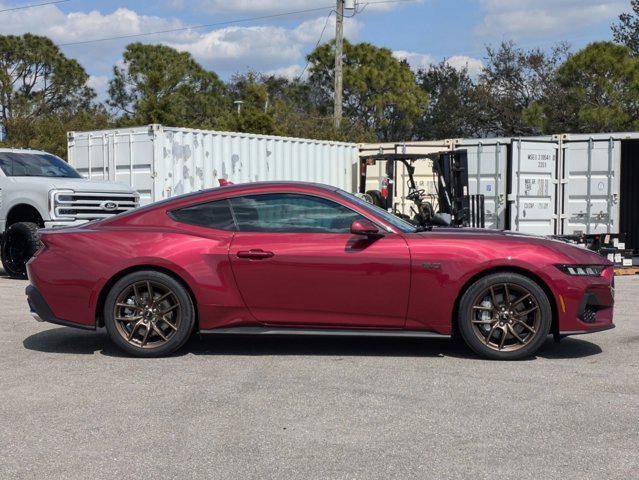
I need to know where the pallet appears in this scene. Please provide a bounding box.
[614,266,639,275]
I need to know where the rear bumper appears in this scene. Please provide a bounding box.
[25,285,94,331]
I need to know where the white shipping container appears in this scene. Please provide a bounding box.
[510,138,560,236]
[454,137,559,234]
[557,133,626,235]
[67,125,359,205]
[453,138,510,230]
[357,133,637,253]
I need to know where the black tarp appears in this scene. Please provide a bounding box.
[620,140,639,253]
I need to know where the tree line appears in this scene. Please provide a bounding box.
[2,2,639,158]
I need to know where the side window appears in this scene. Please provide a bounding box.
[229,193,365,233]
[169,199,236,231]
[0,154,12,175]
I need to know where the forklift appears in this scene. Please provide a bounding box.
[358,150,485,229]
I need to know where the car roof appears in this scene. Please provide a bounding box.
[210,181,339,194]
[165,181,339,203]
[0,148,54,155]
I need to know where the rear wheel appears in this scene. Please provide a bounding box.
[104,271,195,357]
[1,222,41,279]
[458,273,552,360]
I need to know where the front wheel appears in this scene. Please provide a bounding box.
[458,273,552,360]
[1,222,42,279]
[104,271,195,357]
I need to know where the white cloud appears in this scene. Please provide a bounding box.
[392,50,483,77]
[445,55,484,77]
[265,64,305,79]
[195,0,415,14]
[392,50,433,69]
[0,2,361,80]
[476,0,626,40]
[167,16,361,72]
[87,75,109,98]
[196,0,325,14]
[393,50,433,69]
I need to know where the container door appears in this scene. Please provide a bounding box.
[510,139,559,236]
[455,140,508,229]
[68,133,110,181]
[561,138,621,235]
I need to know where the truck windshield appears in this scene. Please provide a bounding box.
[336,189,418,233]
[0,152,81,178]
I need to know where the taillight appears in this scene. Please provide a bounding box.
[33,233,48,258]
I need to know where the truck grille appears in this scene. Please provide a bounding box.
[53,192,139,220]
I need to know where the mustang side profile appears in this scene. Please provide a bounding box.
[26,182,614,359]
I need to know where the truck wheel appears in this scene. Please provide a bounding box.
[1,222,42,279]
[458,273,552,360]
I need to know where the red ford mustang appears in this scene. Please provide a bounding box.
[25,182,614,359]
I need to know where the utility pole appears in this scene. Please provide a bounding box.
[333,0,344,129]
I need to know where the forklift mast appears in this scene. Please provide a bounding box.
[358,150,485,228]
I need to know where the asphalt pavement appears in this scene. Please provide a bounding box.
[1,270,638,479]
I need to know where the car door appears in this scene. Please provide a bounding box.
[228,192,411,328]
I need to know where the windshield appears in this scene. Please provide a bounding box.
[336,189,417,233]
[0,152,81,178]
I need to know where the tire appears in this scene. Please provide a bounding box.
[1,222,42,279]
[104,270,196,357]
[366,190,385,208]
[458,273,552,360]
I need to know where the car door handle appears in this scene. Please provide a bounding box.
[236,249,275,260]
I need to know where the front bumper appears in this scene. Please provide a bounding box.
[556,268,615,336]
[25,285,94,331]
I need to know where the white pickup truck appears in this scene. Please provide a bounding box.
[0,148,139,278]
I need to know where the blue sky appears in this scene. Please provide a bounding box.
[0,0,630,97]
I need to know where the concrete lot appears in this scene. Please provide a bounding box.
[1,270,638,480]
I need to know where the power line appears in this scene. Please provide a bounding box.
[296,9,335,81]
[59,5,337,47]
[0,0,70,13]
[58,0,419,47]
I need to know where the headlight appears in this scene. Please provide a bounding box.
[48,189,76,220]
[555,264,605,276]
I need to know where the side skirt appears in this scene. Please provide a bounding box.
[200,326,450,339]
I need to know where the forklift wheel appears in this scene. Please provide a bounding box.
[366,190,385,208]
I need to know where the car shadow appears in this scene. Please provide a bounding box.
[23,327,603,361]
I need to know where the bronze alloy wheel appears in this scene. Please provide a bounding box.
[113,280,181,349]
[470,283,542,352]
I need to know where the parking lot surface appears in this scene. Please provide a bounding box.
[1,270,638,480]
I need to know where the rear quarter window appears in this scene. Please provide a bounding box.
[168,199,236,231]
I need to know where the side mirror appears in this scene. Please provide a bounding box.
[351,219,383,237]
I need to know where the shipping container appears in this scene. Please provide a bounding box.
[357,133,638,253]
[558,133,639,252]
[452,137,558,234]
[68,125,360,205]
[453,138,510,230]
[509,138,560,236]
[358,141,451,215]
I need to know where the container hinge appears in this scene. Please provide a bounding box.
[507,193,516,202]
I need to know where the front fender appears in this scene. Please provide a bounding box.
[404,236,567,333]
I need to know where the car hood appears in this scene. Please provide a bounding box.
[10,176,136,193]
[415,227,610,265]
